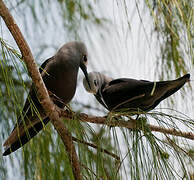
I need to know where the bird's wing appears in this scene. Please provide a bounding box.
[108,78,133,85]
[3,117,50,156]
[108,78,150,85]
[102,75,189,111]
[20,56,54,117]
[3,57,54,152]
[13,56,54,128]
[102,78,153,110]
[149,74,190,108]
[104,78,153,96]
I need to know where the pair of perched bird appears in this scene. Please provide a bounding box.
[3,41,190,156]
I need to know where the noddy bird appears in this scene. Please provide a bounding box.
[3,41,91,156]
[83,72,190,112]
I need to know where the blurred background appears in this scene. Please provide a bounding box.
[0,0,193,179]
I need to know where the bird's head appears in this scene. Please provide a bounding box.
[83,72,112,94]
[58,41,91,89]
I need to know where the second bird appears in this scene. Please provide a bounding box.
[83,72,190,112]
[3,41,91,156]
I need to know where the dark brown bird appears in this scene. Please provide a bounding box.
[83,72,190,112]
[3,41,91,156]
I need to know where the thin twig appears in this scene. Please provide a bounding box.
[72,136,120,162]
[165,137,194,160]
[0,2,81,179]
[81,164,102,180]
[116,152,129,175]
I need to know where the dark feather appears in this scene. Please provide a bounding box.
[99,74,190,111]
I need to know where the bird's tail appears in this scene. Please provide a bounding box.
[154,74,190,104]
[164,74,190,94]
[3,117,49,156]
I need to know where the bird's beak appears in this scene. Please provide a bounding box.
[80,63,91,89]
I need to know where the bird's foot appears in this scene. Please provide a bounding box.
[64,105,73,117]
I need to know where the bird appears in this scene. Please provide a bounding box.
[3,41,91,156]
[83,72,190,112]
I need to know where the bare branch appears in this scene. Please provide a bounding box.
[72,136,120,162]
[165,137,194,159]
[81,164,102,180]
[61,111,194,140]
[149,124,194,140]
[0,1,81,179]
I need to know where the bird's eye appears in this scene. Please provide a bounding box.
[94,80,97,86]
[82,55,87,62]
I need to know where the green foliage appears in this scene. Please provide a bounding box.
[0,38,27,179]
[145,0,193,78]
[113,110,194,180]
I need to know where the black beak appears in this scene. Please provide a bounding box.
[80,63,91,89]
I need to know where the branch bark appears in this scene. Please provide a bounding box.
[0,1,81,179]
[72,136,120,162]
[61,111,194,140]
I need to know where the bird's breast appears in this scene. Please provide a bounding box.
[43,65,78,105]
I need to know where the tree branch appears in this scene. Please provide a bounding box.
[61,111,194,140]
[72,136,120,162]
[0,1,81,179]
